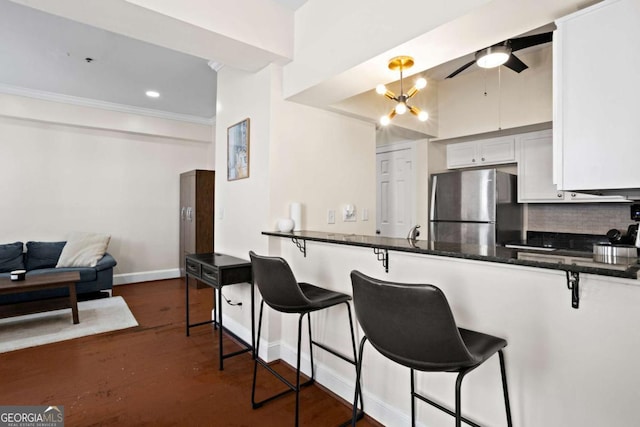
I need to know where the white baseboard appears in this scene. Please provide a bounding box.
[113,268,180,286]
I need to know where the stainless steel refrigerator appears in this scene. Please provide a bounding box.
[429,169,523,246]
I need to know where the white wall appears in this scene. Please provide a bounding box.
[214,63,377,255]
[214,66,273,260]
[213,65,275,347]
[270,66,376,234]
[0,96,214,283]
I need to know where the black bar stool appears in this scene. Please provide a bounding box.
[249,251,364,426]
[350,270,512,427]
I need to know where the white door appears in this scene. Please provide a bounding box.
[376,143,416,238]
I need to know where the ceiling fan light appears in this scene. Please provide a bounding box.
[375,84,387,95]
[477,52,509,68]
[395,102,407,115]
[476,45,511,68]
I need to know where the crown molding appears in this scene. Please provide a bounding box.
[0,84,215,126]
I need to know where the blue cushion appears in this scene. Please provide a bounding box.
[25,241,66,271]
[0,242,24,273]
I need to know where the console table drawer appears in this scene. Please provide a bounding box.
[185,259,201,278]
[201,266,219,285]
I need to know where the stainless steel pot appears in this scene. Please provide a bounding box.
[593,243,638,264]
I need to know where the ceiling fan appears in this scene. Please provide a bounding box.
[445,32,553,79]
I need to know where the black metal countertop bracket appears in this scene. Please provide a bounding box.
[566,270,580,309]
[291,237,306,257]
[373,248,389,273]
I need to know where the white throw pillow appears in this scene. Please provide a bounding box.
[56,232,111,268]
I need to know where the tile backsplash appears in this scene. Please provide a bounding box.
[527,203,633,235]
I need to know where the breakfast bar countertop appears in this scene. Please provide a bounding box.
[262,230,640,280]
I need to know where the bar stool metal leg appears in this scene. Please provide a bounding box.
[307,314,315,382]
[345,302,364,423]
[410,369,416,427]
[352,336,368,426]
[499,350,513,427]
[295,313,304,427]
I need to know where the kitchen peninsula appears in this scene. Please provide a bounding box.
[258,228,640,426]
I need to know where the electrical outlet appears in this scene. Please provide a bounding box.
[327,209,335,224]
[217,207,225,220]
[343,205,356,222]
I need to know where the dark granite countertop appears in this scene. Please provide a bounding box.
[262,230,640,280]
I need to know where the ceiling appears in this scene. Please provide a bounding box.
[0,0,575,129]
[0,0,307,122]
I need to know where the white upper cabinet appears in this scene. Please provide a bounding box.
[554,0,640,194]
[446,136,515,169]
[518,130,629,203]
[517,130,563,202]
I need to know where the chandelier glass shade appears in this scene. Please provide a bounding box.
[377,56,428,126]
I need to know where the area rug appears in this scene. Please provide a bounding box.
[0,296,138,353]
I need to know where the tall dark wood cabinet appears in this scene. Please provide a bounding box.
[179,170,215,283]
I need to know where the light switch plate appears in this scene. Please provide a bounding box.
[362,208,369,221]
[327,209,335,224]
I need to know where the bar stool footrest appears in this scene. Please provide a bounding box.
[312,340,357,366]
[414,392,482,427]
[252,357,315,408]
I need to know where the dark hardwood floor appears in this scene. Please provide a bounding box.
[0,279,380,426]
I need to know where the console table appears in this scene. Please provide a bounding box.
[184,253,253,370]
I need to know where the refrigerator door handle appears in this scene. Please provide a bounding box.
[429,175,437,220]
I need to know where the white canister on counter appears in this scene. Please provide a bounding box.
[290,202,302,231]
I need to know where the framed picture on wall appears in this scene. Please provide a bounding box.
[227,118,250,181]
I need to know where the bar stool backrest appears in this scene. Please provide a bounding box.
[350,270,478,371]
[249,251,311,313]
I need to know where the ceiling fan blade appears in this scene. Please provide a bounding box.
[509,32,553,52]
[445,60,476,79]
[503,54,528,73]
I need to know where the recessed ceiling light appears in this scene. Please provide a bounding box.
[145,90,160,98]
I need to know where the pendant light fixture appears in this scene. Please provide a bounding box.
[376,56,428,126]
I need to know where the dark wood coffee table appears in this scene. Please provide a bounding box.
[0,271,82,324]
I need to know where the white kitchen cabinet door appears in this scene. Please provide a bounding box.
[518,129,629,203]
[517,130,565,202]
[446,141,478,168]
[446,136,515,169]
[554,0,640,192]
[479,136,516,164]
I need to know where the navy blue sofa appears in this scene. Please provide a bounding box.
[0,241,117,305]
